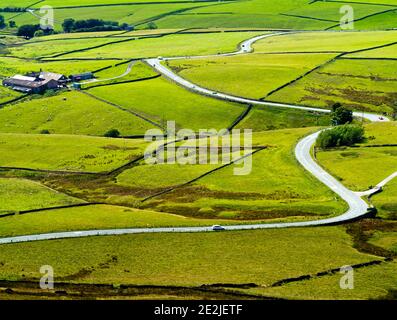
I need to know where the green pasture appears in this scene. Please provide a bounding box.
[0,178,82,213]
[316,122,397,191]
[166,53,337,99]
[61,31,265,59]
[0,91,155,136]
[246,260,397,300]
[87,77,243,131]
[235,106,331,131]
[347,43,397,59]
[6,37,122,59]
[268,58,397,114]
[6,2,210,31]
[253,31,397,53]
[371,179,397,220]
[0,85,22,104]
[0,133,148,172]
[0,227,376,288]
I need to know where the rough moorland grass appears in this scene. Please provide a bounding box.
[63,31,265,59]
[268,59,397,114]
[117,163,222,189]
[87,77,243,131]
[317,122,397,191]
[0,204,240,238]
[253,31,397,53]
[0,178,82,213]
[166,53,337,99]
[142,128,348,219]
[369,230,397,253]
[245,260,397,300]
[0,91,155,136]
[0,227,377,287]
[0,133,148,172]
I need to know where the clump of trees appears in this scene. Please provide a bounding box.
[62,18,131,33]
[317,124,365,149]
[331,102,353,126]
[17,24,54,38]
[104,129,120,138]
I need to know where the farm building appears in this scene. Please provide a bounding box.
[69,72,94,82]
[2,72,67,94]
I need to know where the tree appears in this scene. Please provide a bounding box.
[147,22,158,30]
[9,20,16,28]
[104,129,120,138]
[0,15,5,29]
[17,24,40,39]
[62,18,75,32]
[331,103,353,126]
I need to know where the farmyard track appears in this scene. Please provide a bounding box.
[0,32,391,244]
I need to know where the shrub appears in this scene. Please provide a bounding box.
[104,129,120,138]
[40,129,50,134]
[147,22,158,30]
[316,124,365,149]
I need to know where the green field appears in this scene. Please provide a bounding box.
[253,31,397,53]
[235,106,331,132]
[0,133,148,172]
[60,31,265,59]
[166,53,337,99]
[0,85,22,104]
[372,179,397,220]
[0,227,377,288]
[0,178,82,213]
[317,122,397,191]
[267,58,397,114]
[246,260,397,300]
[0,91,155,136]
[87,76,243,131]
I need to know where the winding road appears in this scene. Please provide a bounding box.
[0,32,391,245]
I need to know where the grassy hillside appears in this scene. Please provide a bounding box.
[0,91,156,136]
[166,53,337,99]
[0,178,82,213]
[0,133,148,172]
[0,227,377,288]
[316,122,397,191]
[87,76,243,131]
